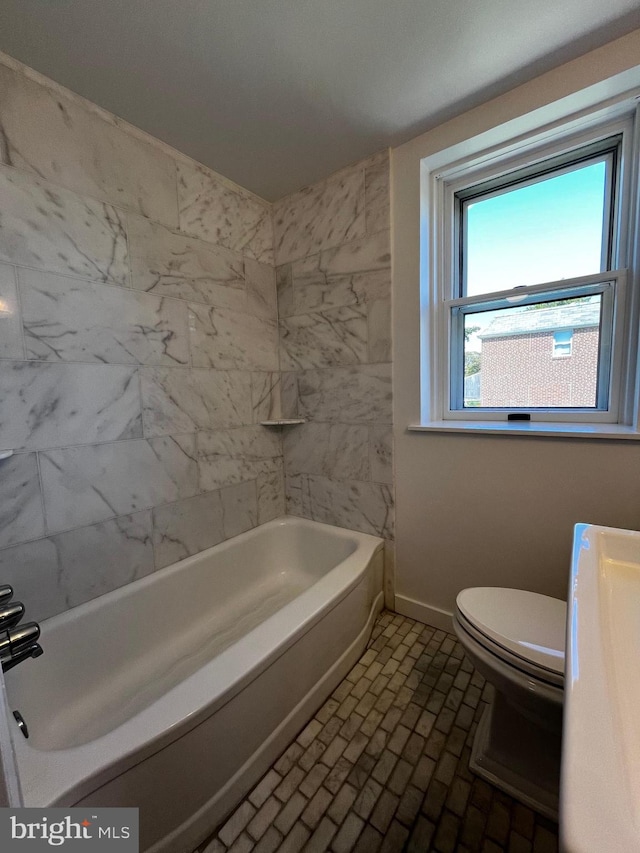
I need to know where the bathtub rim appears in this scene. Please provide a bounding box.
[10,515,384,809]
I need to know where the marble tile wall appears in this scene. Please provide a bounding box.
[273,152,394,545]
[0,59,283,623]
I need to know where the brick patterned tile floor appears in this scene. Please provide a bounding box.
[194,611,559,853]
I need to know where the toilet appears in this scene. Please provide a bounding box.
[453,587,566,821]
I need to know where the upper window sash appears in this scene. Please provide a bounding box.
[437,115,634,306]
[455,138,620,298]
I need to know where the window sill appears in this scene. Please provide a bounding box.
[408,421,640,440]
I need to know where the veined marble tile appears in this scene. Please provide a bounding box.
[307,475,394,539]
[257,459,285,524]
[368,297,392,363]
[220,480,258,540]
[152,489,225,569]
[20,268,189,366]
[0,64,178,227]
[284,473,311,519]
[140,367,252,436]
[245,257,277,319]
[197,425,282,491]
[0,262,23,359]
[364,152,390,236]
[383,539,395,610]
[357,148,389,172]
[276,264,294,318]
[0,165,129,285]
[0,361,142,450]
[128,215,246,310]
[291,269,390,316]
[283,423,369,481]
[273,165,365,265]
[55,511,155,612]
[0,511,154,622]
[279,305,367,370]
[188,303,279,371]
[281,372,299,419]
[251,372,283,422]
[177,162,273,264]
[0,538,67,623]
[40,435,199,533]
[297,365,392,424]
[0,452,45,548]
[370,425,393,485]
[317,229,390,278]
[286,230,390,316]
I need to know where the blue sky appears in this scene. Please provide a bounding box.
[463,159,607,350]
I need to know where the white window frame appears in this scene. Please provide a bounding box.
[422,103,640,429]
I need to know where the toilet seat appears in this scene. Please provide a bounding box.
[455,588,566,688]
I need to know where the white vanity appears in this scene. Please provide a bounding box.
[562,523,640,851]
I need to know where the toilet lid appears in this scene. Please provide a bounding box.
[456,587,566,676]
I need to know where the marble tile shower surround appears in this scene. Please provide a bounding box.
[178,162,274,265]
[20,268,190,366]
[0,63,178,228]
[0,57,284,623]
[273,150,394,545]
[0,166,130,285]
[0,54,393,625]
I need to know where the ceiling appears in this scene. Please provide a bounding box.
[1,1,640,201]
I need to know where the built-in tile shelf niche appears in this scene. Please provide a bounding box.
[259,419,307,426]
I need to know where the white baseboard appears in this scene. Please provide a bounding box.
[394,594,454,632]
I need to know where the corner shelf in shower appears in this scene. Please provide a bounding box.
[260,419,307,426]
[0,451,14,461]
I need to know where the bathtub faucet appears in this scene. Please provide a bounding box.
[0,585,43,673]
[0,623,43,673]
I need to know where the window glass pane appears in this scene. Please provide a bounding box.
[464,160,608,297]
[462,295,602,408]
[552,330,573,358]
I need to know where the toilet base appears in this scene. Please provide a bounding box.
[470,692,561,821]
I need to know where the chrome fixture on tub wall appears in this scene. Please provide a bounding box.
[0,585,43,673]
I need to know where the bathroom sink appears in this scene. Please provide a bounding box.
[561,523,640,852]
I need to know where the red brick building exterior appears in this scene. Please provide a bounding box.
[470,303,600,408]
[480,327,599,407]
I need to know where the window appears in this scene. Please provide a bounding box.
[426,108,639,427]
[552,330,573,359]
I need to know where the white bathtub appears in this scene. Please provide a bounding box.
[5,516,383,852]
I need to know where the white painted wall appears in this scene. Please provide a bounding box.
[392,30,640,628]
